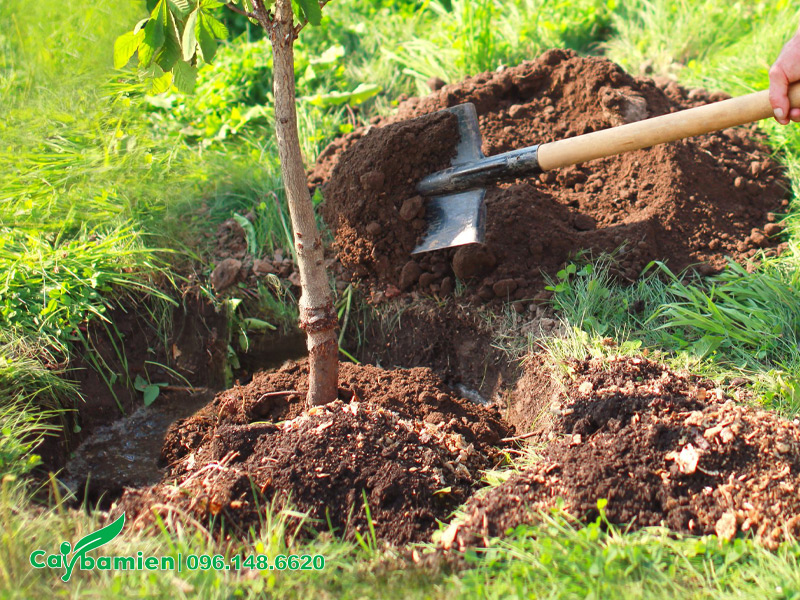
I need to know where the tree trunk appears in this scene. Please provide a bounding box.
[268,0,338,406]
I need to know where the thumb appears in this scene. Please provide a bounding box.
[769,64,791,124]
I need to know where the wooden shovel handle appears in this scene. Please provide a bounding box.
[537,83,800,172]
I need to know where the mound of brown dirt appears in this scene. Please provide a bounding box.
[444,356,800,550]
[115,361,512,546]
[320,110,460,287]
[315,49,788,308]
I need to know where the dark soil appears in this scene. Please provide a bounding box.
[314,49,789,309]
[319,110,460,291]
[444,356,800,551]
[114,361,512,546]
[37,294,229,472]
[356,300,516,405]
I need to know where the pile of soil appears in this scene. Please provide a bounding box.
[443,356,800,551]
[114,361,512,545]
[319,110,460,292]
[314,49,789,308]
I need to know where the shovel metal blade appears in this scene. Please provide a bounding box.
[412,102,487,254]
[411,188,486,254]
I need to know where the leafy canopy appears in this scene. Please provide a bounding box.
[114,0,325,94]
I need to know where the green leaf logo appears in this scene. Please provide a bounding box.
[61,513,126,582]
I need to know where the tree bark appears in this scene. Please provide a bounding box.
[268,0,338,406]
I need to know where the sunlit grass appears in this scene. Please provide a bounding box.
[4,0,800,597]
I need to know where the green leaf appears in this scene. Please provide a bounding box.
[297,0,322,25]
[242,317,277,331]
[134,374,148,392]
[302,83,381,107]
[140,2,167,67]
[205,15,229,39]
[143,65,174,94]
[156,13,182,71]
[156,0,169,28]
[232,213,258,255]
[114,30,144,69]
[149,0,167,47]
[143,384,161,406]
[195,13,218,63]
[172,60,198,93]
[310,44,344,65]
[181,9,199,61]
[167,0,192,16]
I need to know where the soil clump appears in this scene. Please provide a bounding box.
[444,356,800,550]
[314,49,789,309]
[114,361,512,546]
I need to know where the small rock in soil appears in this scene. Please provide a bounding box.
[399,261,423,290]
[452,245,497,280]
[360,170,385,192]
[252,258,275,276]
[211,258,242,292]
[573,214,597,231]
[749,228,768,247]
[492,278,518,298]
[427,76,447,92]
[399,195,425,221]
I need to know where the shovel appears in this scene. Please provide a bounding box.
[412,83,800,254]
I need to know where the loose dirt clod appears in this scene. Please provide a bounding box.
[314,50,788,307]
[115,361,512,546]
[449,356,800,550]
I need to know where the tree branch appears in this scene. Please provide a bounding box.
[251,0,274,29]
[293,0,332,37]
[225,2,257,19]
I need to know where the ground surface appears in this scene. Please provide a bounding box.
[447,356,800,551]
[84,51,800,552]
[316,50,788,308]
[115,361,512,545]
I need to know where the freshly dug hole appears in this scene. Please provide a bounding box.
[114,361,512,546]
[315,49,788,307]
[446,356,800,551]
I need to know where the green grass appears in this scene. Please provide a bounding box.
[4,469,800,599]
[4,0,800,597]
[510,255,800,416]
[454,515,800,600]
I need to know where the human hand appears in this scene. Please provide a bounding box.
[769,29,800,124]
